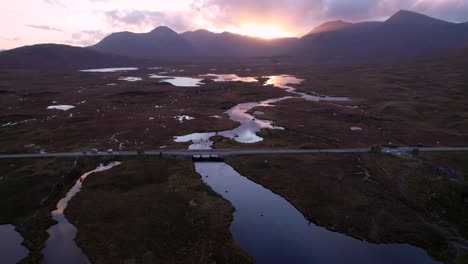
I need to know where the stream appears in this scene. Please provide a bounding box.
[178,74,441,263]
[42,162,121,264]
[0,224,28,264]
[175,75,350,149]
[195,162,441,264]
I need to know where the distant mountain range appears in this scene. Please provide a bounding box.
[1,10,468,70]
[0,44,142,71]
[296,10,468,62]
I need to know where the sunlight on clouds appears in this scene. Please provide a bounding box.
[234,24,294,39]
[0,0,467,49]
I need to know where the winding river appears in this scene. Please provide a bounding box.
[176,74,441,264]
[42,162,121,264]
[175,75,350,149]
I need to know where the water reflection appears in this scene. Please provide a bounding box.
[265,75,303,91]
[149,74,203,87]
[175,75,348,149]
[264,75,350,102]
[201,74,258,83]
[47,105,76,111]
[118,77,142,82]
[195,162,442,264]
[42,162,121,264]
[79,67,138,73]
[0,224,29,264]
[175,97,289,149]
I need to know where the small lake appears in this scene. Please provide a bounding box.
[47,105,75,111]
[149,74,203,87]
[79,67,138,73]
[201,74,258,83]
[175,75,349,149]
[42,162,121,264]
[177,74,440,264]
[195,162,442,264]
[0,224,29,264]
[118,77,142,82]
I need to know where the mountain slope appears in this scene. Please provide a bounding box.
[90,26,193,59]
[295,10,468,62]
[0,44,141,71]
[3,10,468,65]
[181,30,298,57]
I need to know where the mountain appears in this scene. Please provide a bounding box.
[295,10,468,62]
[180,30,298,57]
[0,44,142,71]
[92,27,298,58]
[90,10,468,62]
[3,10,468,67]
[90,26,193,59]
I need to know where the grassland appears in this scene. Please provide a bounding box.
[0,68,289,153]
[225,152,468,264]
[0,157,96,263]
[66,157,252,264]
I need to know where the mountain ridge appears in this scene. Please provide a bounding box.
[2,9,468,69]
[0,44,144,71]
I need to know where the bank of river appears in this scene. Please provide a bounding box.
[178,74,441,263]
[42,162,121,264]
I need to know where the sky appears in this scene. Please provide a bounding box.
[1,0,467,49]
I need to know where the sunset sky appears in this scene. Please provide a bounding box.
[1,0,467,49]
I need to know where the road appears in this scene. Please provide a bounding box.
[0,147,467,159]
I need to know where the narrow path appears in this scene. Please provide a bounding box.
[0,147,467,159]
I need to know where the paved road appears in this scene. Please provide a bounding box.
[0,147,467,159]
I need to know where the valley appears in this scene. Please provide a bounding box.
[0,7,467,264]
[0,56,467,264]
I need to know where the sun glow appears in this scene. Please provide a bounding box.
[238,24,293,39]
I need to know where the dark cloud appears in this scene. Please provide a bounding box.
[25,24,63,32]
[104,10,190,32]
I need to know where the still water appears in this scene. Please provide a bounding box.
[0,224,28,264]
[195,162,442,264]
[42,162,121,264]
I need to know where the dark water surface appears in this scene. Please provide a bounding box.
[195,162,442,264]
[42,162,121,264]
[0,224,28,264]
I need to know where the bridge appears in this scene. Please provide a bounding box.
[0,146,467,159]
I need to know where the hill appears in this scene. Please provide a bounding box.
[0,44,142,71]
[90,26,193,60]
[295,10,468,62]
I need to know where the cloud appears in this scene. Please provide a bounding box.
[67,30,107,46]
[25,24,63,32]
[190,0,468,34]
[104,10,191,32]
[0,36,21,42]
[42,0,66,8]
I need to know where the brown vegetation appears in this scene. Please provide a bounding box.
[66,157,252,264]
[226,153,468,264]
